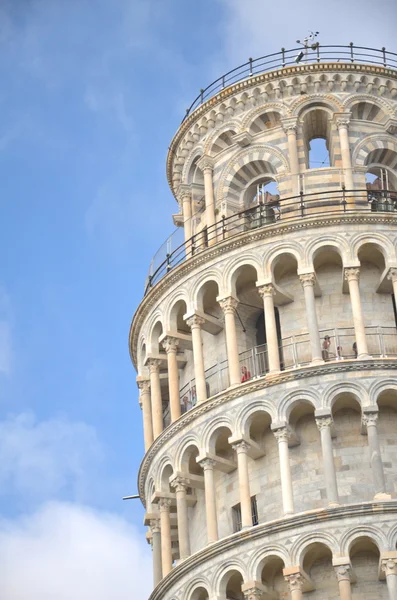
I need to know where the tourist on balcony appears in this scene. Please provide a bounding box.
[241,366,251,382]
[353,341,358,359]
[322,335,331,361]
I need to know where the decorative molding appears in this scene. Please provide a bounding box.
[334,564,351,582]
[299,272,316,287]
[218,296,239,314]
[344,267,360,282]
[316,416,334,431]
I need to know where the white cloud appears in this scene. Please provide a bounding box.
[0,501,152,600]
[0,413,103,503]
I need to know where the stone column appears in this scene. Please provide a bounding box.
[159,498,173,576]
[344,268,369,359]
[137,379,153,452]
[148,359,163,439]
[284,570,304,600]
[162,336,181,423]
[388,269,397,300]
[150,518,162,586]
[232,441,252,529]
[381,554,397,600]
[170,476,191,560]
[273,426,294,515]
[315,415,339,507]
[299,273,323,364]
[218,296,240,387]
[282,119,300,196]
[242,582,268,600]
[335,116,354,192]
[334,564,352,600]
[257,284,280,374]
[177,184,192,245]
[185,315,207,403]
[362,410,390,499]
[199,458,219,543]
[197,155,216,245]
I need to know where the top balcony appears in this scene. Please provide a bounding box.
[181,44,397,123]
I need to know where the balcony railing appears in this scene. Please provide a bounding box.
[145,189,397,295]
[181,44,397,122]
[162,325,397,426]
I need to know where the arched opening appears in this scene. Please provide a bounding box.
[190,587,209,600]
[160,464,174,494]
[313,245,347,359]
[349,537,387,598]
[350,101,386,123]
[302,542,335,597]
[365,148,397,211]
[259,555,286,597]
[376,389,397,495]
[242,177,280,225]
[220,570,244,600]
[169,299,189,333]
[209,129,236,157]
[179,445,205,554]
[225,159,279,212]
[249,110,282,135]
[301,108,332,169]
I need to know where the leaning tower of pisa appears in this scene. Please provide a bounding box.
[130,45,397,600]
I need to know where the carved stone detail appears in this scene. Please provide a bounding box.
[316,416,333,431]
[334,564,351,582]
[344,267,360,282]
[162,336,180,354]
[218,296,239,314]
[299,272,316,287]
[257,284,275,298]
[186,314,205,329]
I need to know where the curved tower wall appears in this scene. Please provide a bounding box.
[131,56,397,600]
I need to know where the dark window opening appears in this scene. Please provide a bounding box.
[232,496,259,532]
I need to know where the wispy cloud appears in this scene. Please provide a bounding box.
[0,412,103,503]
[0,501,152,600]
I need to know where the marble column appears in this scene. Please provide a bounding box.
[334,564,352,600]
[162,336,181,423]
[218,296,240,387]
[199,458,219,543]
[159,498,173,576]
[299,273,323,364]
[185,315,207,403]
[362,410,390,499]
[344,268,369,359]
[336,116,354,192]
[381,554,397,600]
[177,184,192,245]
[282,119,300,196]
[257,284,280,374]
[197,155,216,245]
[232,441,252,528]
[148,359,163,439]
[284,571,304,600]
[273,426,294,515]
[315,415,339,506]
[150,518,162,586]
[137,379,153,451]
[170,476,191,559]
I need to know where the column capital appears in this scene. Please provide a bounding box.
[137,378,150,394]
[387,267,397,283]
[161,336,179,354]
[148,358,162,373]
[231,440,250,454]
[272,425,291,443]
[333,112,351,129]
[362,411,379,427]
[381,552,397,576]
[241,581,267,600]
[316,415,334,431]
[185,314,205,329]
[218,295,239,314]
[159,497,172,511]
[334,564,351,582]
[169,475,190,493]
[198,457,216,470]
[176,184,192,203]
[197,155,215,173]
[284,571,304,591]
[299,272,316,287]
[257,283,275,298]
[149,518,161,534]
[344,267,360,282]
[281,117,299,133]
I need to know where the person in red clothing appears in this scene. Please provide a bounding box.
[241,366,251,382]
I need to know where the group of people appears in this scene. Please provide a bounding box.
[322,335,358,361]
[182,385,197,412]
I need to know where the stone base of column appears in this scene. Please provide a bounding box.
[228,382,240,389]
[358,353,372,360]
[374,492,392,500]
[266,369,280,377]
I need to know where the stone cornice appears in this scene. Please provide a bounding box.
[137,360,397,502]
[129,212,397,368]
[148,500,397,600]
[166,62,397,192]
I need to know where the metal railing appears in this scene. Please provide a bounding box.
[145,188,397,294]
[182,44,397,122]
[166,325,397,422]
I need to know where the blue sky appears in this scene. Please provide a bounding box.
[0,1,395,598]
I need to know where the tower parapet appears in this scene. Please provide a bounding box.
[131,45,397,600]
